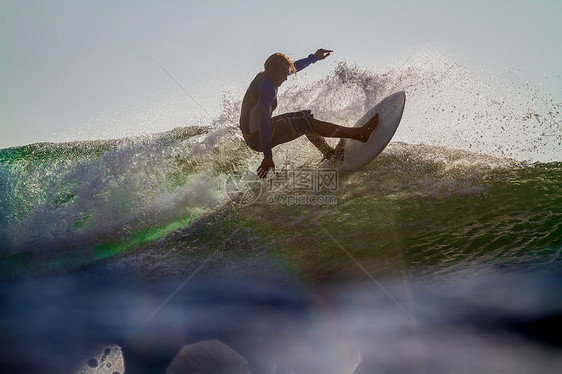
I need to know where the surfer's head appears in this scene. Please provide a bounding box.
[264,53,295,87]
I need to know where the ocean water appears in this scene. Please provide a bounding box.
[0,54,561,373]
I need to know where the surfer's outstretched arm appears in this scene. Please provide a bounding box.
[292,49,333,74]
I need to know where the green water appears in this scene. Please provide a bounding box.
[0,128,560,281]
[219,152,561,282]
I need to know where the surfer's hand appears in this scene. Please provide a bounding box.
[257,158,275,178]
[315,48,333,61]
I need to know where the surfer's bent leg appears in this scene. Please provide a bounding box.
[305,132,335,159]
[258,110,378,157]
[268,110,317,148]
[262,110,333,158]
[312,115,379,142]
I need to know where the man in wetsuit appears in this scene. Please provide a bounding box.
[240,48,379,178]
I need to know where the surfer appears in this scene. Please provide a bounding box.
[240,48,379,178]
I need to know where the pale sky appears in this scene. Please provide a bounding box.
[1,0,560,149]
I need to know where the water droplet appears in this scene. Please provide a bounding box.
[87,358,98,368]
[104,347,111,356]
[107,363,111,368]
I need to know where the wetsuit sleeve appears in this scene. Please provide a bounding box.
[257,78,276,159]
[293,54,318,73]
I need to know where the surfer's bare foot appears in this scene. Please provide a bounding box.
[358,113,379,142]
[320,142,344,162]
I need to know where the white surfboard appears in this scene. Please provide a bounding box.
[340,91,406,171]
